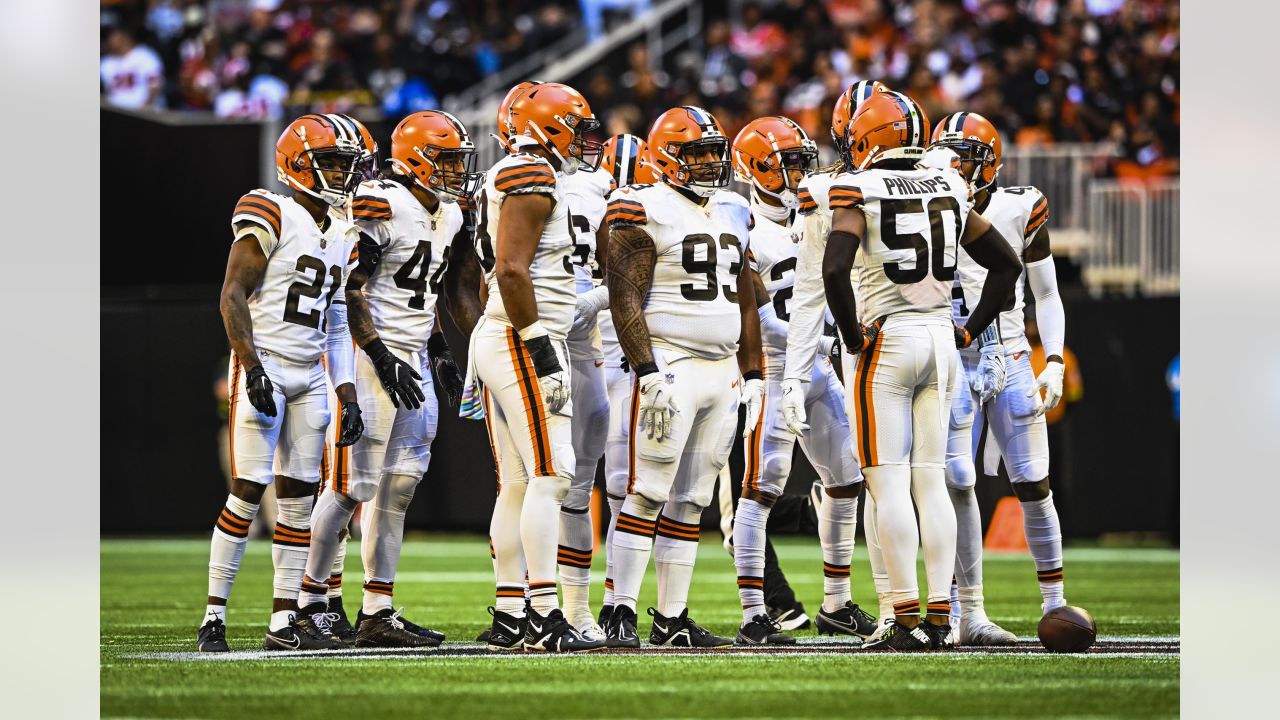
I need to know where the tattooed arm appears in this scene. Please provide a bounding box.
[441,223,483,336]
[606,224,657,371]
[219,223,270,369]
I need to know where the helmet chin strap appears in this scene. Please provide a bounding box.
[749,186,796,219]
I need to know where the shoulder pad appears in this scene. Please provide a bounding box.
[232,189,283,238]
[351,186,393,222]
[494,155,557,194]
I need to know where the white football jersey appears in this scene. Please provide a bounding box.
[747,204,799,357]
[952,186,1049,354]
[474,153,576,339]
[827,167,972,323]
[560,166,613,293]
[231,189,360,363]
[351,179,465,354]
[606,183,751,361]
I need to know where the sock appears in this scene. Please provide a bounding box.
[610,495,660,611]
[865,466,918,615]
[490,480,529,615]
[207,495,258,609]
[733,498,769,622]
[958,585,988,622]
[950,578,961,625]
[762,538,798,609]
[602,494,624,609]
[913,467,957,609]
[272,495,314,609]
[1021,491,1066,611]
[891,596,920,623]
[862,489,892,620]
[522,474,570,615]
[203,604,226,625]
[269,609,295,632]
[362,472,420,616]
[819,494,856,613]
[557,505,594,625]
[926,597,952,623]
[948,485,984,617]
[300,490,357,608]
[327,531,346,600]
[655,503,701,618]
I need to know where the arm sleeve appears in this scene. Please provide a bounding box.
[325,289,356,387]
[758,302,790,350]
[782,211,831,382]
[578,283,611,315]
[1026,255,1065,358]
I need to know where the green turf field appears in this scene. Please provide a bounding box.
[102,536,1178,718]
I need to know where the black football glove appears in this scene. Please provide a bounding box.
[365,339,425,409]
[244,364,277,417]
[335,401,364,447]
[427,333,464,409]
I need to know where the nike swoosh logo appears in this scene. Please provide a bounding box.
[653,623,667,634]
[273,634,301,650]
[822,615,857,630]
[594,360,604,367]
[1014,352,1025,360]
[497,621,520,635]
[731,381,739,388]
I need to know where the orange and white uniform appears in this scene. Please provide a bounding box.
[227,189,360,485]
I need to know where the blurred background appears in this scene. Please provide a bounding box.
[101,0,1179,544]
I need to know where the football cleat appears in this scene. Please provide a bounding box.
[606,604,640,648]
[575,619,607,643]
[358,608,444,644]
[475,627,492,642]
[264,610,342,651]
[648,608,733,648]
[958,614,1018,646]
[815,601,878,638]
[522,608,607,653]
[768,603,811,631]
[923,621,955,650]
[735,614,797,646]
[597,604,613,630]
[196,617,229,652]
[863,620,933,652]
[866,616,895,644]
[484,607,526,652]
[324,598,358,646]
[356,608,440,648]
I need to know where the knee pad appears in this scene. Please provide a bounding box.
[276,495,313,527]
[761,453,793,494]
[626,492,664,518]
[531,472,572,502]
[1009,457,1050,488]
[661,499,703,526]
[945,454,977,491]
[562,486,592,512]
[346,479,378,503]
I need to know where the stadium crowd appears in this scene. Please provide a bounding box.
[101,0,1178,174]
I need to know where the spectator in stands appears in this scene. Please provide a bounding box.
[101,26,166,110]
[579,0,651,44]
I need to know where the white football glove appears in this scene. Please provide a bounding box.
[1028,360,1065,417]
[739,377,766,438]
[818,334,840,359]
[571,285,610,334]
[779,378,809,434]
[637,372,678,441]
[970,342,1007,404]
[539,371,570,415]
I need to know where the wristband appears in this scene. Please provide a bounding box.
[976,323,1001,350]
[522,333,561,377]
[364,337,392,363]
[427,332,449,355]
[517,321,549,342]
[634,361,659,377]
[742,370,763,382]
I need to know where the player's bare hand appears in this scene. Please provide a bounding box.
[336,401,364,447]
[245,364,277,417]
[428,334,464,409]
[368,340,425,409]
[637,372,678,441]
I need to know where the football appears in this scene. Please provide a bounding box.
[1038,606,1098,653]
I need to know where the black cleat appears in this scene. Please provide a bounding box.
[815,601,878,638]
[484,607,526,652]
[767,602,811,631]
[197,618,229,652]
[862,619,933,652]
[523,608,607,653]
[354,608,439,648]
[264,609,342,651]
[324,597,358,646]
[598,604,613,630]
[357,609,445,645]
[648,608,733,648]
[922,621,954,650]
[475,627,492,642]
[606,604,640,648]
[735,614,797,645]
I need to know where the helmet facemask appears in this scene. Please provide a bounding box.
[934,139,999,192]
[296,146,373,206]
[561,113,603,174]
[408,144,482,202]
[670,137,731,197]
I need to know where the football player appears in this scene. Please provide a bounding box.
[603,106,765,649]
[728,115,878,643]
[782,80,897,637]
[295,110,482,648]
[198,114,372,652]
[821,92,1022,651]
[568,133,659,632]
[474,82,607,653]
[926,111,1071,643]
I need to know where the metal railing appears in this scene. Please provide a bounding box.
[1001,143,1115,252]
[1084,179,1179,297]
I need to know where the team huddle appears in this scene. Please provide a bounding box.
[198,76,1073,654]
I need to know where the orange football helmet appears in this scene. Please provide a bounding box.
[495,80,542,154]
[276,113,377,205]
[733,115,818,207]
[390,110,481,200]
[930,111,1003,191]
[845,91,930,171]
[600,133,658,186]
[507,82,602,173]
[832,80,888,168]
[647,106,731,197]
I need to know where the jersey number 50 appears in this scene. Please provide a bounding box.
[879,196,960,284]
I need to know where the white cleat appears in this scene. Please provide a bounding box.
[865,617,895,645]
[574,620,607,643]
[957,614,1018,646]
